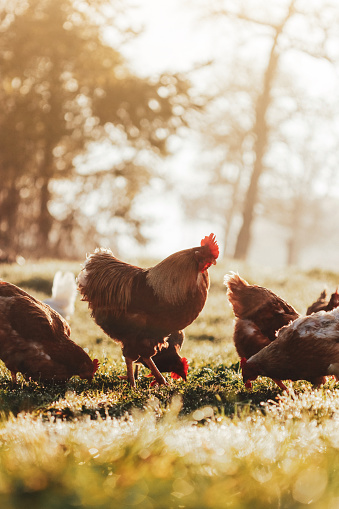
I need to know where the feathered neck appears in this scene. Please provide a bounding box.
[147,248,209,305]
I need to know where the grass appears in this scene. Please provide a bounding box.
[1,257,339,507]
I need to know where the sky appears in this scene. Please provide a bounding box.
[117,0,223,257]
[123,0,214,75]
[110,0,339,268]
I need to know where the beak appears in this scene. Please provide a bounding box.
[212,259,217,265]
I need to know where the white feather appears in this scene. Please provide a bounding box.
[44,271,77,320]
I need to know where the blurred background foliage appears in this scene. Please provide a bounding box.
[183,0,339,267]
[0,0,201,259]
[1,0,339,266]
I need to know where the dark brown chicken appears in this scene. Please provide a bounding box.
[121,330,189,385]
[77,234,218,387]
[146,330,188,384]
[306,289,339,315]
[241,308,339,389]
[225,273,300,360]
[0,281,99,383]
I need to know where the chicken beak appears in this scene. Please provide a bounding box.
[212,259,217,265]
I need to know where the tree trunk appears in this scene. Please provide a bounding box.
[36,137,55,256]
[38,177,53,256]
[233,1,296,260]
[0,175,20,254]
[223,167,242,258]
[286,197,303,266]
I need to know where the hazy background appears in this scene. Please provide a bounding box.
[1,0,339,269]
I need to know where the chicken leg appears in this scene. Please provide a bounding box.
[141,357,168,386]
[119,364,139,382]
[273,379,288,391]
[124,357,167,386]
[125,357,137,388]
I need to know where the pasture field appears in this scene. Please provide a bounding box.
[1,257,339,508]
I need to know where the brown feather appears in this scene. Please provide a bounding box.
[147,249,209,305]
[307,289,339,315]
[225,273,300,360]
[0,281,97,382]
[77,249,141,314]
[77,237,218,386]
[233,320,271,359]
[242,309,339,386]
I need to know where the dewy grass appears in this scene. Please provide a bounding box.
[1,393,339,508]
[1,258,339,507]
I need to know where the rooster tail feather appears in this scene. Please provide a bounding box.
[77,248,140,313]
[224,272,248,292]
[224,273,249,316]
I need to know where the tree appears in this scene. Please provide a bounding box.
[0,0,198,258]
[260,102,339,265]
[232,0,297,259]
[189,0,339,263]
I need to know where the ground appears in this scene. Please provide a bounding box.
[0,258,339,508]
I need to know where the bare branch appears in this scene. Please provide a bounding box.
[208,7,280,30]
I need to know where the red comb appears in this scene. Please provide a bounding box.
[240,357,247,368]
[93,359,100,373]
[200,233,219,259]
[171,372,181,380]
[171,357,189,380]
[240,358,252,389]
[182,357,189,374]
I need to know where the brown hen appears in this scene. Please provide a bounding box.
[0,281,98,383]
[119,330,188,384]
[306,289,339,315]
[225,273,300,360]
[242,308,339,389]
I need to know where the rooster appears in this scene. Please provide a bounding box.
[77,234,219,387]
[225,273,300,360]
[0,281,99,383]
[44,271,77,321]
[241,308,339,390]
[306,288,339,315]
